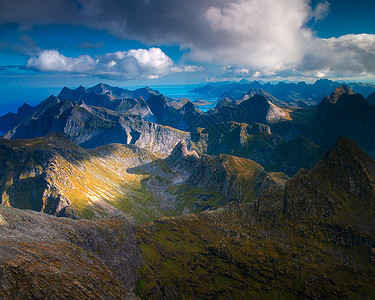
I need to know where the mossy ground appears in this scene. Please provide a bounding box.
[136,211,375,299]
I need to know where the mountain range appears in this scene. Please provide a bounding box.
[192,78,375,106]
[2,82,375,178]
[0,133,279,223]
[0,81,375,298]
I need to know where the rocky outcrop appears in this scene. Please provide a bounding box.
[0,205,141,299]
[130,141,278,214]
[328,85,355,103]
[258,137,375,233]
[238,95,287,124]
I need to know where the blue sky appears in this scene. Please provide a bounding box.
[0,0,375,112]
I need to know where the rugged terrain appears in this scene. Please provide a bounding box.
[0,132,373,298]
[0,205,140,299]
[136,137,375,298]
[3,82,375,179]
[1,94,191,155]
[0,136,373,299]
[0,133,277,224]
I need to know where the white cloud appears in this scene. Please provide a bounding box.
[198,0,311,72]
[101,48,173,77]
[26,48,199,79]
[26,50,96,72]
[299,34,375,76]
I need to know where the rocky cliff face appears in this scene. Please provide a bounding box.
[136,137,375,298]
[3,97,191,155]
[147,94,203,130]
[0,205,140,299]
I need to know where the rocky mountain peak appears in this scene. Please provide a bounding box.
[58,86,87,102]
[168,141,199,161]
[17,103,33,115]
[164,141,200,171]
[215,97,233,109]
[239,94,286,124]
[315,137,375,191]
[283,137,375,220]
[329,85,355,103]
[88,83,109,94]
[146,94,172,121]
[179,101,196,114]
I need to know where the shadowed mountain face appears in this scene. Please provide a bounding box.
[0,205,141,299]
[191,121,324,177]
[307,87,375,155]
[136,137,375,298]
[0,133,278,224]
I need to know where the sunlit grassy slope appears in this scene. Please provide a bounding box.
[0,133,281,224]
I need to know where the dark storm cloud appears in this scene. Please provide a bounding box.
[0,0,224,46]
[0,0,81,26]
[2,0,375,78]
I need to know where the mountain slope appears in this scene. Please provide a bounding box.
[0,133,276,223]
[147,94,203,130]
[192,121,323,176]
[136,137,375,298]
[203,94,288,129]
[0,133,160,222]
[129,141,277,215]
[0,205,140,299]
[0,137,374,299]
[258,137,375,234]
